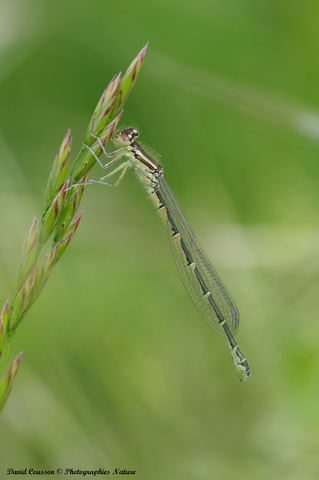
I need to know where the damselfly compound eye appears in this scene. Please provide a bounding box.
[126,127,139,140]
[112,127,139,146]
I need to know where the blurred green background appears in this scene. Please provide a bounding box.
[1,0,319,478]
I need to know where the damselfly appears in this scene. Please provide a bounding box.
[77,128,251,381]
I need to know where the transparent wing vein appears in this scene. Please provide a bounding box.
[158,176,239,339]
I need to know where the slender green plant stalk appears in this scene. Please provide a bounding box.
[0,43,148,413]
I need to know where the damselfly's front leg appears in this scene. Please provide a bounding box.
[84,132,130,171]
[70,131,132,189]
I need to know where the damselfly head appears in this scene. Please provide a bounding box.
[113,127,139,147]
